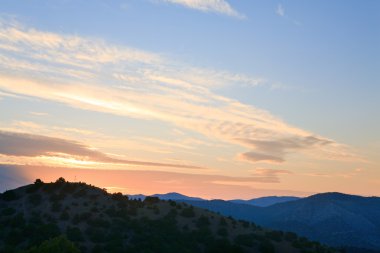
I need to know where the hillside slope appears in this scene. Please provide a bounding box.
[0,178,337,253]
[184,193,380,251]
[230,196,300,207]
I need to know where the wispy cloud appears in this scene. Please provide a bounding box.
[29,111,49,117]
[239,152,285,163]
[275,3,302,26]
[157,0,245,19]
[0,20,357,165]
[0,130,205,170]
[206,168,293,184]
[276,4,285,17]
[236,136,334,163]
[0,90,23,99]
[0,19,262,88]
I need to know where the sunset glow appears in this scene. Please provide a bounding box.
[0,1,379,199]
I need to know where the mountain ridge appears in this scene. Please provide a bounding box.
[180,192,380,252]
[230,196,300,207]
[0,178,337,253]
[128,192,301,207]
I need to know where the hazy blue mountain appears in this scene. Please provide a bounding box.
[152,192,205,201]
[128,192,299,207]
[128,192,205,201]
[230,196,300,207]
[127,194,146,200]
[183,192,380,251]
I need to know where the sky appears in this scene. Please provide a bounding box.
[0,0,379,199]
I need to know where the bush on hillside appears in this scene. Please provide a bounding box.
[24,235,80,253]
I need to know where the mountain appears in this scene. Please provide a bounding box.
[0,178,337,253]
[126,194,146,200]
[152,192,205,201]
[230,196,300,207]
[129,193,298,207]
[183,192,380,252]
[128,192,205,202]
[127,192,205,201]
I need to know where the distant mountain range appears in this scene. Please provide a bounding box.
[128,192,299,207]
[126,191,380,251]
[179,192,380,252]
[230,196,300,207]
[128,192,205,202]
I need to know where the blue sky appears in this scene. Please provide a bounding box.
[0,0,379,198]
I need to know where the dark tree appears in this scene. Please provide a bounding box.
[34,179,44,185]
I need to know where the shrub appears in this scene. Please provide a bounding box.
[1,207,16,216]
[55,177,66,184]
[111,192,126,202]
[66,226,84,242]
[239,220,250,228]
[86,227,105,243]
[34,179,44,185]
[51,202,62,212]
[219,217,227,226]
[144,196,160,204]
[167,209,178,218]
[284,232,298,242]
[88,217,109,228]
[50,193,66,202]
[37,223,60,240]
[28,193,42,206]
[265,231,283,242]
[61,183,77,194]
[259,239,275,253]
[235,234,254,247]
[10,213,26,228]
[180,207,195,218]
[217,227,228,237]
[5,228,24,246]
[1,190,19,201]
[24,235,80,253]
[73,188,87,198]
[196,215,210,228]
[60,210,70,221]
[42,183,58,193]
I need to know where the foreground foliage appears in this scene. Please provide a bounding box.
[0,178,338,253]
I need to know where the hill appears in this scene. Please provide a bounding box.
[152,192,205,202]
[230,196,300,207]
[128,192,205,202]
[128,193,299,207]
[0,178,337,253]
[183,193,380,252]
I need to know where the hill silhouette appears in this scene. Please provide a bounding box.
[182,192,380,252]
[0,178,338,253]
[230,196,300,207]
[128,193,299,207]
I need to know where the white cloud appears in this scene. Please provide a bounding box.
[0,20,358,164]
[159,0,245,19]
[275,4,302,26]
[276,4,285,17]
[0,130,206,170]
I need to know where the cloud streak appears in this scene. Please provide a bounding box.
[0,20,358,165]
[276,4,285,17]
[236,136,334,163]
[158,0,245,19]
[0,130,205,170]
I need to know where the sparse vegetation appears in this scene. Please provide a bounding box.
[0,178,338,253]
